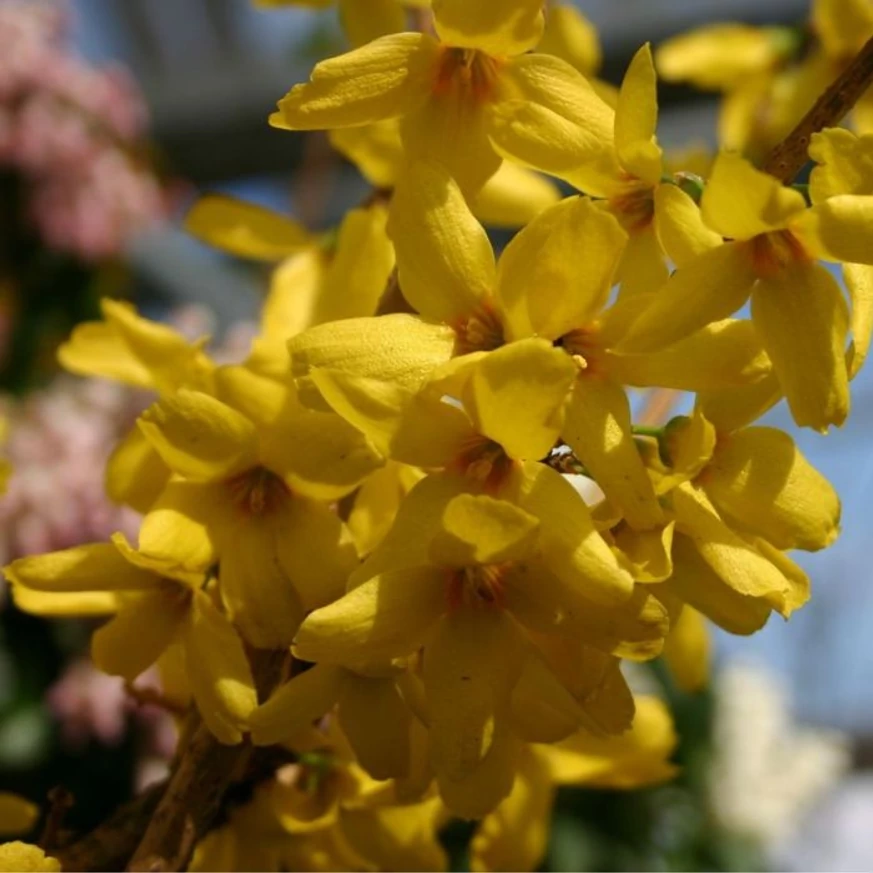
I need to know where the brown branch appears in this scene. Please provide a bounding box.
[125,648,289,872]
[39,787,74,853]
[764,34,873,182]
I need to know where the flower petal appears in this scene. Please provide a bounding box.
[139,390,260,482]
[472,162,561,228]
[794,195,873,265]
[293,567,447,665]
[808,128,873,202]
[563,378,663,531]
[249,664,346,746]
[271,33,435,130]
[843,262,873,378]
[496,196,625,341]
[105,426,170,513]
[184,194,312,261]
[388,161,496,322]
[662,606,710,692]
[703,426,840,551]
[432,0,544,55]
[182,589,258,745]
[337,0,406,47]
[653,183,723,267]
[12,588,121,617]
[91,590,187,681]
[615,242,756,353]
[751,262,850,431]
[615,44,663,185]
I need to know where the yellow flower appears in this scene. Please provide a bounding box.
[136,385,378,647]
[638,408,839,633]
[0,795,38,837]
[470,696,678,871]
[662,606,710,693]
[270,0,615,194]
[5,536,257,744]
[618,151,873,431]
[0,843,60,873]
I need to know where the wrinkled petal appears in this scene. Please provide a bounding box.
[138,390,259,482]
[293,566,447,664]
[0,843,60,872]
[182,589,258,745]
[751,262,850,431]
[271,33,435,130]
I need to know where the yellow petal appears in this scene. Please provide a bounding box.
[665,535,771,634]
[293,566,447,664]
[615,242,756,353]
[432,0,544,56]
[219,517,306,649]
[388,161,496,322]
[185,194,312,261]
[138,480,223,569]
[348,461,418,558]
[751,262,849,431]
[653,183,723,267]
[563,378,663,531]
[261,390,383,501]
[337,675,412,779]
[749,538,811,618]
[0,795,38,836]
[508,461,635,607]
[430,493,540,567]
[473,162,561,228]
[288,315,456,406]
[182,589,258,745]
[105,425,170,513]
[249,664,346,746]
[489,54,618,190]
[91,590,187,681]
[337,0,406,47]
[696,371,783,435]
[271,33,435,130]
[656,24,788,90]
[615,44,663,185]
[329,119,403,188]
[274,495,358,612]
[703,426,840,551]
[794,195,873,265]
[11,587,121,617]
[612,522,674,583]
[672,482,795,601]
[496,196,626,341]
[0,843,61,872]
[424,609,523,789]
[4,543,157,593]
[813,0,873,59]
[138,390,259,482]
[470,747,553,872]
[544,696,678,788]
[537,4,601,76]
[662,606,710,692]
[315,204,396,324]
[701,152,806,240]
[843,262,873,378]
[465,338,576,459]
[808,128,873,202]
[614,226,668,300]
[57,321,152,388]
[609,319,771,392]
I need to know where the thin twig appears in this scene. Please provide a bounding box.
[764,34,873,182]
[39,787,74,853]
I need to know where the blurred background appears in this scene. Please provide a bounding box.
[1,0,871,870]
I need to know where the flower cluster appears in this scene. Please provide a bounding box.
[0,0,164,260]
[2,0,870,869]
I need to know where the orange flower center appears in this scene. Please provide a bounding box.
[450,435,515,491]
[432,47,503,104]
[454,303,505,355]
[225,466,290,517]
[747,229,811,278]
[556,325,605,375]
[448,563,511,610]
[608,182,655,232]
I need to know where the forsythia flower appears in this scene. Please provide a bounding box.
[270,0,616,193]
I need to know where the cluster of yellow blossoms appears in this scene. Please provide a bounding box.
[3,0,872,869]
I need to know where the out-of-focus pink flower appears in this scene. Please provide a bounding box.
[0,0,166,261]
